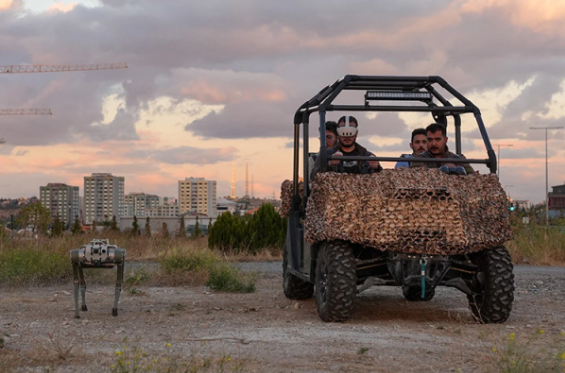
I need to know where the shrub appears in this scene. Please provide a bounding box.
[0,248,71,285]
[207,264,256,293]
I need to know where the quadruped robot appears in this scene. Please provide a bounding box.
[70,239,126,318]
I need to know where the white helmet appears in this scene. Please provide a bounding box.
[337,115,358,137]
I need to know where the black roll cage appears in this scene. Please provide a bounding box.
[291,75,497,206]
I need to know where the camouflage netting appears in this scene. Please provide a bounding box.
[281,168,512,255]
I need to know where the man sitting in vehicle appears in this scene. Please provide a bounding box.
[310,115,382,179]
[395,128,428,168]
[411,122,474,174]
[308,121,338,175]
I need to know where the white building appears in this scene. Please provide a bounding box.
[125,193,160,217]
[39,183,80,226]
[178,177,217,217]
[83,173,125,224]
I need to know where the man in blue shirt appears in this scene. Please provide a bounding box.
[395,128,428,169]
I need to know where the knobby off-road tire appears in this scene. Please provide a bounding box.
[402,286,435,302]
[467,246,514,324]
[282,248,314,300]
[315,240,357,322]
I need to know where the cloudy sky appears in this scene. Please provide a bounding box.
[1,0,564,203]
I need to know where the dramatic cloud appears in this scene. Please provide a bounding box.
[128,146,238,165]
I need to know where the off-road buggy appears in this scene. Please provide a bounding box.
[281,75,514,323]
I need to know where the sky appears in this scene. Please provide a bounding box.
[1,0,564,203]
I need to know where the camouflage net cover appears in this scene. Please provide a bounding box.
[281,168,512,255]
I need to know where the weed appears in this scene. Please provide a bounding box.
[109,339,245,373]
[207,264,256,293]
[357,347,369,355]
[0,332,8,349]
[158,248,217,275]
[0,248,71,285]
[490,329,565,372]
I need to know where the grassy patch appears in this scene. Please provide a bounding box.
[490,329,565,373]
[207,264,256,293]
[507,223,565,265]
[0,248,71,285]
[110,339,244,373]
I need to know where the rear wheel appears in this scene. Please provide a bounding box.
[403,286,435,302]
[467,247,514,324]
[282,247,314,300]
[315,240,357,322]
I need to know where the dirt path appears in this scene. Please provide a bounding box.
[1,264,564,373]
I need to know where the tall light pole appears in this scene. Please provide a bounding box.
[494,144,513,180]
[529,126,564,223]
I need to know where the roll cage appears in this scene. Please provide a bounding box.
[291,75,497,209]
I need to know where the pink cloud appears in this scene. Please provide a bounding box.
[181,81,287,104]
[47,2,77,13]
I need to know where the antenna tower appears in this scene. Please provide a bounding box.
[245,163,249,196]
[251,175,254,198]
[231,163,236,199]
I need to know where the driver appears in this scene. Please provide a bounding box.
[311,115,382,179]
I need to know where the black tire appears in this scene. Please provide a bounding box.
[315,241,357,322]
[402,286,435,302]
[467,247,514,324]
[283,248,314,300]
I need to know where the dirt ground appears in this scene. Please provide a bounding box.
[1,263,564,373]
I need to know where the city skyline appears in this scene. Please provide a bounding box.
[1,0,564,203]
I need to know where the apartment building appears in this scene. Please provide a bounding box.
[83,173,125,224]
[146,205,179,217]
[178,177,217,217]
[39,183,80,226]
[124,193,160,217]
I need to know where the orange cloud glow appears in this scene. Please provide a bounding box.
[47,2,77,13]
[181,81,287,104]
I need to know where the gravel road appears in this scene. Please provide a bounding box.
[1,262,564,373]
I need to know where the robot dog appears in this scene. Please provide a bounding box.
[70,239,126,318]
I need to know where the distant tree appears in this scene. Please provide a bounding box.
[161,222,169,238]
[111,215,118,231]
[132,215,139,236]
[207,218,212,236]
[50,214,64,237]
[178,215,186,237]
[71,215,82,235]
[16,202,51,234]
[191,216,201,238]
[145,216,151,237]
[92,220,97,232]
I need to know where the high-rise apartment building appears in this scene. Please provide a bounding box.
[83,173,125,224]
[178,177,217,217]
[124,193,159,217]
[39,183,80,226]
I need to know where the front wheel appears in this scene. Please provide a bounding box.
[315,240,357,322]
[467,247,514,324]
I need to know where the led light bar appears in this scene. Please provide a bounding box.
[365,91,433,101]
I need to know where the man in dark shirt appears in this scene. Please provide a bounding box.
[311,115,382,179]
[411,122,474,174]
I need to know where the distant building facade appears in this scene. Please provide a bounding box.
[39,183,80,226]
[83,173,125,224]
[178,177,217,217]
[548,184,565,211]
[146,205,179,217]
[124,193,159,217]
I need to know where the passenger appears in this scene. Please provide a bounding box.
[308,121,338,175]
[395,128,428,169]
[411,122,474,174]
[311,115,382,180]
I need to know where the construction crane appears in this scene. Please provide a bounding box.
[0,109,52,115]
[1,62,127,143]
[0,63,128,74]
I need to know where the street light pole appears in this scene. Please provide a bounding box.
[494,144,513,180]
[529,126,564,223]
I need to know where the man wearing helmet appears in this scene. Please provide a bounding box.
[310,115,382,179]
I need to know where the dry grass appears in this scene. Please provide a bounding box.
[507,222,565,266]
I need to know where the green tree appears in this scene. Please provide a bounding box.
[208,218,212,236]
[111,215,118,231]
[71,215,82,235]
[191,216,202,238]
[132,215,139,236]
[161,222,169,238]
[50,214,64,237]
[178,215,186,237]
[145,216,151,237]
[16,202,51,234]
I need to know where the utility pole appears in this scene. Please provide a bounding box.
[529,126,563,224]
[493,144,513,180]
